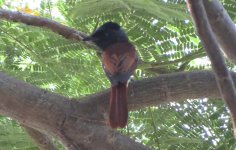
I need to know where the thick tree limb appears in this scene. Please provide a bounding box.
[0,71,153,150]
[84,71,230,114]
[0,70,231,149]
[187,0,236,138]
[203,0,236,65]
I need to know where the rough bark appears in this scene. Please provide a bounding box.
[187,0,236,138]
[203,0,236,65]
[0,70,230,149]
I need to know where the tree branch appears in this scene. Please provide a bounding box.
[187,0,236,138]
[0,70,232,149]
[0,8,101,53]
[0,9,85,40]
[0,71,152,150]
[22,125,58,150]
[140,49,205,70]
[84,71,230,113]
[203,0,236,65]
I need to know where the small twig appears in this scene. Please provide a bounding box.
[139,49,206,70]
[47,0,53,20]
[187,0,236,138]
[93,17,100,33]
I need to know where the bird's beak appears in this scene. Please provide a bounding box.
[83,36,96,41]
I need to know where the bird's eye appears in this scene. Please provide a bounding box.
[105,33,109,37]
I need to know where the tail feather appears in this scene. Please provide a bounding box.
[109,82,128,128]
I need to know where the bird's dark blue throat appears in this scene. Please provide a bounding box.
[83,22,129,50]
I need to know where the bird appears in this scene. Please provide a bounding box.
[83,22,138,129]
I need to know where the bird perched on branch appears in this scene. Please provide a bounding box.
[83,22,138,128]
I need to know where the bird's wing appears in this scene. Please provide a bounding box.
[102,42,138,80]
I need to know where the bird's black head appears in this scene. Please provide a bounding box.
[83,22,128,49]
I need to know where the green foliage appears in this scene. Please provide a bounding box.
[127,99,235,150]
[70,0,189,20]
[0,117,38,150]
[222,0,236,21]
[0,0,4,7]
[0,0,236,149]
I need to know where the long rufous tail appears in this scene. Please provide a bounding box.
[109,82,128,128]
